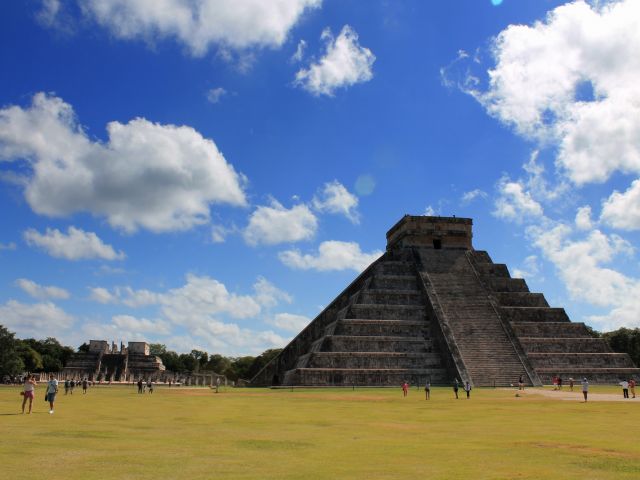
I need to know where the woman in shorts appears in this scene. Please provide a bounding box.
[21,374,37,414]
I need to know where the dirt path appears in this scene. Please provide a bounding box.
[508,387,639,402]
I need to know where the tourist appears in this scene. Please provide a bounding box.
[21,374,37,414]
[69,379,75,394]
[552,376,558,390]
[402,381,409,397]
[64,378,70,395]
[569,378,574,391]
[137,379,143,394]
[46,374,58,414]
[424,381,430,400]
[464,381,472,399]
[518,375,524,391]
[82,378,88,394]
[453,379,459,399]
[148,380,154,394]
[557,376,563,390]
[630,378,636,398]
[620,379,629,399]
[581,377,589,402]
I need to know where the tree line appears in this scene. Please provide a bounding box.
[0,325,280,381]
[3,323,640,380]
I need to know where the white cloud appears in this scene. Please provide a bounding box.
[0,300,74,338]
[291,39,307,62]
[243,199,318,246]
[0,93,247,233]
[461,189,488,204]
[111,315,172,335]
[24,226,125,261]
[253,277,292,308]
[89,287,116,304]
[529,223,640,330]
[312,180,360,223]
[600,179,640,230]
[493,177,544,222]
[206,87,227,104]
[424,205,437,216]
[575,205,593,231]
[279,240,382,272]
[71,0,321,56]
[0,242,16,250]
[295,25,375,96]
[268,312,310,332]
[512,255,540,280]
[470,0,640,185]
[15,278,70,300]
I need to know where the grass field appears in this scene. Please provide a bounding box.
[1,385,638,479]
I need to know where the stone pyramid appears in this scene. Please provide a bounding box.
[252,216,640,387]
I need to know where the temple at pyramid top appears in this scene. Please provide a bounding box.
[386,215,473,250]
[252,215,639,388]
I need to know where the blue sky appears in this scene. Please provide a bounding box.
[1,0,640,355]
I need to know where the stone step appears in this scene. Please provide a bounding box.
[473,263,510,278]
[518,337,612,353]
[485,277,530,293]
[510,322,591,338]
[371,275,419,291]
[336,319,429,337]
[307,352,444,369]
[284,367,449,386]
[322,335,435,353]
[348,304,426,321]
[376,261,416,275]
[500,307,570,323]
[494,292,549,308]
[360,289,424,305]
[527,353,636,369]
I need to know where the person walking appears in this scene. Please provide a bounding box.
[569,378,574,391]
[69,379,75,394]
[464,381,472,399]
[453,379,459,399]
[620,380,629,399]
[64,378,70,395]
[557,376,563,390]
[518,375,524,391]
[137,378,143,394]
[46,374,58,414]
[402,381,409,397]
[148,380,154,394]
[21,374,37,414]
[424,381,431,400]
[630,378,636,398]
[82,378,88,394]
[581,377,589,402]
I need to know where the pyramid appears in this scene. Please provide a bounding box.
[252,216,640,386]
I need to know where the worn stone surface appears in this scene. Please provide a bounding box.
[252,215,640,387]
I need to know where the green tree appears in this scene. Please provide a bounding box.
[16,342,43,372]
[0,325,24,376]
[603,328,640,367]
[149,343,167,356]
[78,342,90,353]
[246,348,282,380]
[159,351,183,372]
[205,354,231,374]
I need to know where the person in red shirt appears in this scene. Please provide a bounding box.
[629,379,636,399]
[402,381,409,397]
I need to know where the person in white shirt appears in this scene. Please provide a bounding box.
[620,380,629,399]
[581,378,589,402]
[46,374,59,414]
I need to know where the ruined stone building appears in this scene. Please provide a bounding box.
[63,340,165,381]
[252,215,640,387]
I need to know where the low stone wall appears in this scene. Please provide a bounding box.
[336,319,426,337]
[348,304,425,321]
[519,338,611,353]
[307,352,442,369]
[323,336,432,353]
[511,322,590,338]
[528,353,634,368]
[289,367,449,386]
